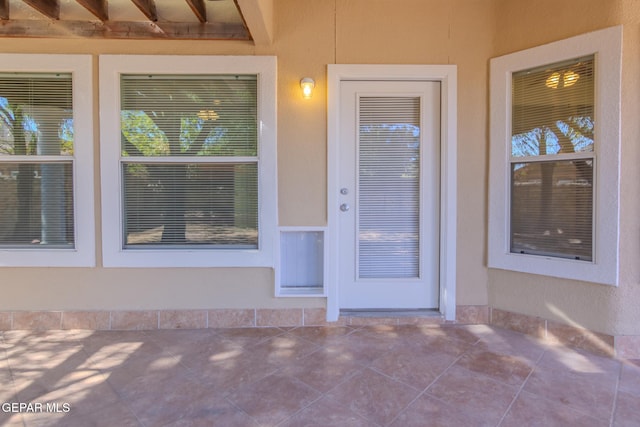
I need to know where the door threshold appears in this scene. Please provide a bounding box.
[340,309,441,318]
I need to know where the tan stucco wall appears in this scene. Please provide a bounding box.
[489,0,640,336]
[0,0,494,312]
[1,0,638,336]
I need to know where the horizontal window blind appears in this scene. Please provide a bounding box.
[510,57,594,260]
[512,56,594,156]
[358,96,420,278]
[123,163,257,248]
[0,74,73,156]
[511,161,593,260]
[120,74,259,249]
[0,73,75,248]
[121,75,257,157]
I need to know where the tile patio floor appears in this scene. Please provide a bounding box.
[1,324,639,426]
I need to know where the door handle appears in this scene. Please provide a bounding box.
[340,203,350,212]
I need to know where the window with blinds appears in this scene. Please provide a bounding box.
[0,73,75,248]
[510,56,594,261]
[358,96,421,278]
[119,74,258,249]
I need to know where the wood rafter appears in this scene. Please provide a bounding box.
[76,0,108,21]
[131,0,157,22]
[185,0,206,23]
[0,19,250,40]
[22,0,60,20]
[0,0,255,41]
[0,0,8,20]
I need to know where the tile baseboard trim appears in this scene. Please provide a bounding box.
[489,308,625,358]
[0,309,327,331]
[1,307,637,359]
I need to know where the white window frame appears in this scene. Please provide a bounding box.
[489,26,622,286]
[99,55,277,268]
[0,54,95,267]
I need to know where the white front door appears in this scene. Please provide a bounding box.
[338,80,441,309]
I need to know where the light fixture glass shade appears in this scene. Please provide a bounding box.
[545,72,561,89]
[563,70,579,87]
[545,70,580,89]
[300,77,315,99]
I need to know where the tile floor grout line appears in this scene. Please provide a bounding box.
[383,390,425,426]
[386,343,473,426]
[272,392,326,427]
[282,351,373,422]
[495,346,549,427]
[502,375,616,425]
[0,332,23,426]
[609,361,624,427]
[224,363,324,427]
[366,363,424,394]
[78,336,147,427]
[309,392,386,427]
[514,342,623,424]
[222,394,261,427]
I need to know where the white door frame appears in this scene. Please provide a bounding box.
[326,64,458,322]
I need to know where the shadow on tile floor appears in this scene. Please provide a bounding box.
[1,324,638,426]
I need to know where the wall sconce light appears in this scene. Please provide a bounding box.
[545,70,580,89]
[300,77,315,99]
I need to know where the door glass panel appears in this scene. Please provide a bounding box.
[358,96,420,278]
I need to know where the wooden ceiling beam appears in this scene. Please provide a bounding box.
[185,0,206,23]
[236,0,273,45]
[0,19,250,40]
[131,0,157,22]
[0,0,8,20]
[76,0,108,21]
[22,0,59,20]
